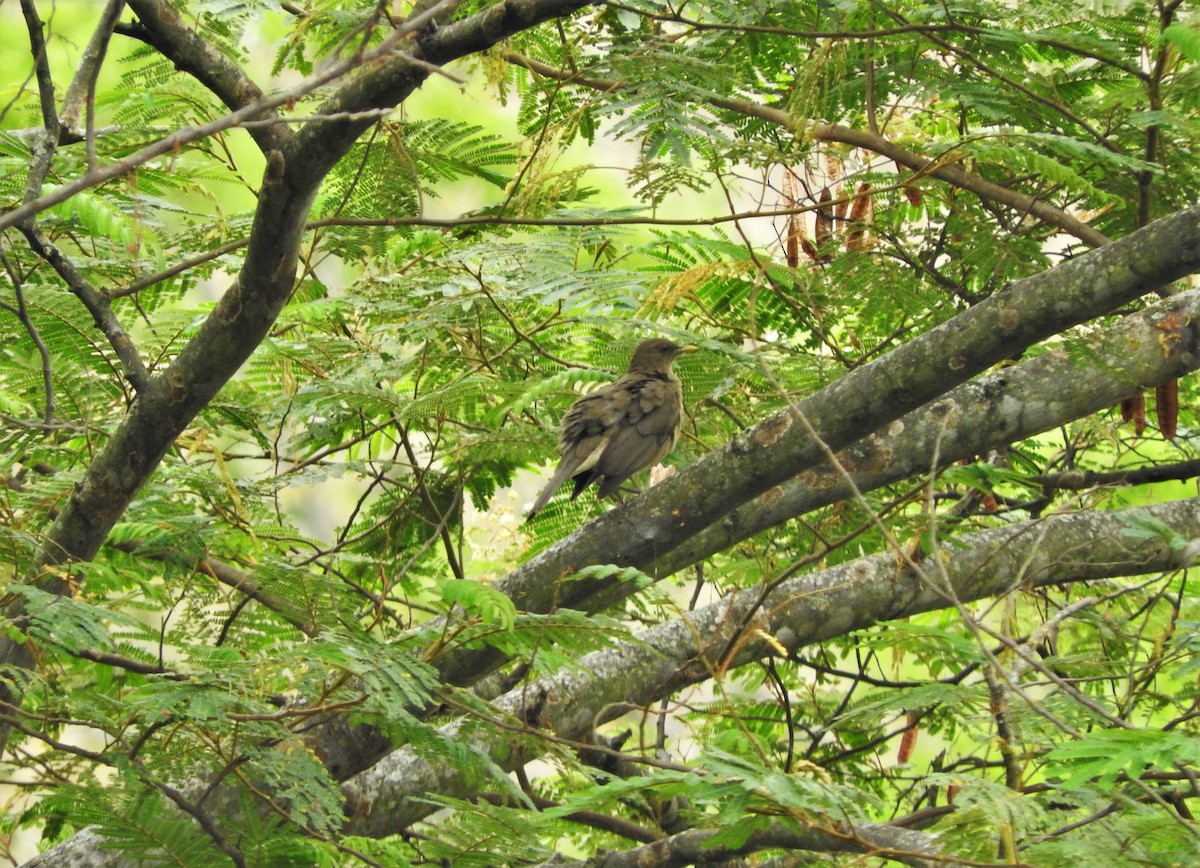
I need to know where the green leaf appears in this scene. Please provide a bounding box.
[438,579,517,628]
[1045,729,1200,790]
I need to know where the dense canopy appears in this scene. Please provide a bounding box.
[2,0,1200,865]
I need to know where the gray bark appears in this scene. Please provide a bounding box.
[486,204,1200,629]
[550,819,942,867]
[434,272,1200,687]
[342,495,1200,835]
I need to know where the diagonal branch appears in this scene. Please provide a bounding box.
[0,0,606,757]
[58,0,126,138]
[549,818,941,868]
[431,288,1200,686]
[79,285,1200,805]
[19,224,151,393]
[431,204,1200,688]
[341,495,1200,836]
[35,494,1197,865]
[118,0,284,153]
[650,288,1200,581]
[501,49,1112,248]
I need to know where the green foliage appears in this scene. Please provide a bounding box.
[437,578,517,629]
[36,786,219,865]
[2,0,1200,864]
[1046,729,1200,790]
[452,607,633,678]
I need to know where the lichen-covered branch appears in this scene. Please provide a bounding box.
[547,819,941,868]
[431,284,1200,686]
[439,204,1200,688]
[653,288,1200,579]
[342,495,1200,836]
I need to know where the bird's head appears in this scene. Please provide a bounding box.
[627,338,697,373]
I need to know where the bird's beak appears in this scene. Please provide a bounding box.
[679,345,699,355]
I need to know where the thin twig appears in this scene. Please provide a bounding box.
[19,224,152,392]
[0,248,54,424]
[0,0,462,232]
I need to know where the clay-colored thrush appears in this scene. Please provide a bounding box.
[527,338,694,520]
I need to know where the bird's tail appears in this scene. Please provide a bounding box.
[525,461,579,521]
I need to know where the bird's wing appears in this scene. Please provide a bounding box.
[528,371,683,517]
[592,375,682,498]
[527,382,634,519]
[558,385,631,455]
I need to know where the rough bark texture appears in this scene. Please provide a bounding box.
[230,283,1200,796]
[1,0,601,753]
[547,819,942,868]
[11,1,1200,862]
[432,216,1200,688]
[341,496,1200,836]
[652,287,1200,579]
[34,493,1200,861]
[502,204,1200,602]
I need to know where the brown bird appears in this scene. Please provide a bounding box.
[527,338,695,520]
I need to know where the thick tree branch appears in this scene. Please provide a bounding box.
[0,0,604,756]
[12,3,1200,865]
[40,218,1200,816]
[549,819,940,867]
[651,289,1200,581]
[432,204,1200,687]
[20,828,118,868]
[342,496,1200,835]
[62,284,1195,822]
[119,0,284,153]
[22,0,596,567]
[425,286,1200,687]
